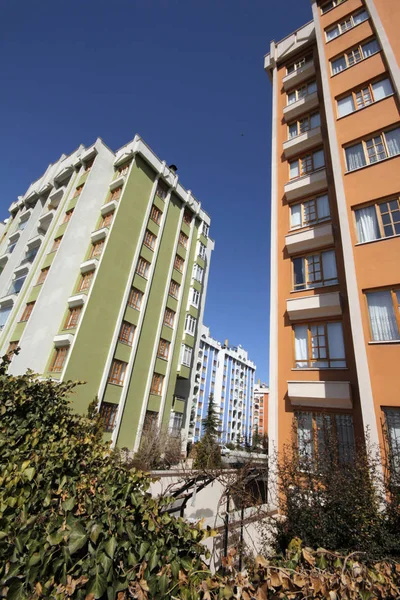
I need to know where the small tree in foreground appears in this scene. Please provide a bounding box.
[129,419,182,471]
[194,395,222,469]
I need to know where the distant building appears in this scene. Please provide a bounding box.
[253,381,269,438]
[188,325,256,445]
[0,135,214,452]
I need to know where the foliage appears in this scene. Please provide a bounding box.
[128,419,182,471]
[273,421,400,560]
[0,356,213,599]
[193,395,222,470]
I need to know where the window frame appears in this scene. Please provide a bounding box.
[287,112,321,140]
[73,185,84,198]
[336,77,394,118]
[99,402,118,432]
[190,287,201,307]
[321,0,346,15]
[331,38,380,75]
[150,373,164,395]
[325,8,368,42]
[292,249,338,291]
[77,270,94,292]
[51,237,62,253]
[37,267,49,285]
[354,196,400,242]
[295,410,355,464]
[118,320,135,346]
[174,254,184,273]
[185,314,197,335]
[128,287,143,310]
[143,229,156,251]
[136,257,150,279]
[118,162,130,177]
[198,242,207,260]
[289,148,325,180]
[287,80,317,106]
[157,338,170,360]
[290,194,331,230]
[293,321,347,369]
[169,280,180,299]
[64,306,82,330]
[110,187,122,201]
[63,209,74,224]
[286,54,313,75]
[19,302,35,323]
[179,231,189,249]
[49,346,69,373]
[100,211,114,229]
[365,287,400,341]
[183,209,193,225]
[181,344,193,367]
[345,126,400,171]
[150,205,162,225]
[164,308,176,328]
[89,239,105,259]
[108,359,127,386]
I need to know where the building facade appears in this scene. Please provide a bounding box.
[253,382,269,438]
[0,135,214,451]
[264,0,400,486]
[188,325,256,445]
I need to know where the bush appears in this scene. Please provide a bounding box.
[128,420,182,471]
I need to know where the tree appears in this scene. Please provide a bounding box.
[0,355,213,599]
[194,395,222,469]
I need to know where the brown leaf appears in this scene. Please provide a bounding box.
[293,573,307,588]
[269,570,282,588]
[34,582,42,597]
[85,595,95,600]
[302,548,316,566]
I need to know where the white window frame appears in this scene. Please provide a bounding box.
[201,223,209,237]
[190,287,201,308]
[198,242,206,260]
[325,9,368,42]
[336,78,394,118]
[192,263,204,283]
[321,0,347,15]
[331,38,380,76]
[185,314,197,335]
[180,344,193,367]
[287,80,317,106]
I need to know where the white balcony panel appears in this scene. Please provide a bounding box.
[13,265,30,278]
[53,333,74,347]
[282,62,315,91]
[288,380,352,409]
[67,294,86,308]
[109,175,126,191]
[287,291,342,321]
[284,168,327,202]
[285,222,334,255]
[0,293,17,307]
[48,187,64,208]
[38,209,55,232]
[80,258,99,273]
[283,127,322,159]
[90,227,108,243]
[100,199,118,216]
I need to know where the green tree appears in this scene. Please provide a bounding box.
[0,355,213,599]
[194,395,222,469]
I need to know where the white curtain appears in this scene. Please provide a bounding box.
[317,194,330,219]
[288,123,298,138]
[293,257,306,289]
[290,160,299,179]
[346,143,366,171]
[294,325,308,367]
[337,95,355,117]
[0,307,11,329]
[385,128,400,157]
[322,250,337,284]
[297,412,313,459]
[327,322,346,366]
[367,291,399,341]
[372,78,393,100]
[332,56,346,75]
[353,10,368,25]
[326,26,339,41]
[290,203,302,228]
[355,206,380,242]
[362,39,380,58]
[313,149,325,169]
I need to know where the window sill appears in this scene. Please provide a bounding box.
[291,367,349,371]
[118,340,133,347]
[321,0,347,16]
[290,282,339,294]
[368,340,400,345]
[355,233,400,247]
[107,382,124,387]
[286,125,321,142]
[337,93,394,121]
[345,152,400,175]
[288,166,326,183]
[325,18,368,44]
[135,273,149,280]
[164,324,174,329]
[143,244,155,252]
[157,355,169,361]
[331,50,380,78]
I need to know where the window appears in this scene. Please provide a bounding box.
[183,209,193,225]
[294,322,346,368]
[119,321,135,345]
[18,217,28,230]
[366,289,400,341]
[201,222,209,237]
[296,412,355,463]
[7,341,19,356]
[331,39,380,75]
[293,250,338,290]
[8,275,26,295]
[36,267,49,285]
[345,127,400,171]
[156,182,168,200]
[78,270,94,292]
[185,314,197,335]
[49,346,69,373]
[150,205,162,225]
[288,113,320,139]
[337,78,393,117]
[198,242,206,260]
[290,194,330,229]
[181,344,193,367]
[192,263,204,283]
[7,241,17,254]
[384,409,400,474]
[169,280,180,299]
[169,411,183,436]
[287,55,312,75]
[174,255,184,273]
[354,197,400,243]
[64,306,82,330]
[73,185,84,198]
[128,287,143,310]
[23,246,39,264]
[144,230,156,251]
[108,359,127,386]
[287,80,317,105]
[190,288,201,307]
[118,162,130,176]
[100,211,114,228]
[0,307,11,331]
[89,239,105,258]
[157,338,170,360]
[19,302,35,323]
[321,0,346,14]
[99,402,118,433]
[84,157,95,172]
[150,373,164,395]
[179,231,189,248]
[51,237,62,253]
[110,187,122,201]
[289,149,325,179]
[164,308,175,328]
[326,9,368,41]
[136,257,150,279]
[63,209,74,224]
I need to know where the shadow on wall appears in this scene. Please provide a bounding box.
[186,508,214,519]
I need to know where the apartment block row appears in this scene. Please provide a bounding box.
[265,0,399,480]
[188,326,256,445]
[0,135,213,451]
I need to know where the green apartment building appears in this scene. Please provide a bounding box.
[0,135,213,450]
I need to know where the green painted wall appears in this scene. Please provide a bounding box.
[64,156,155,411]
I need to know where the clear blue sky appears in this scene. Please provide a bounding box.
[1,0,310,382]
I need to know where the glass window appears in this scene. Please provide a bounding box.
[128,287,143,310]
[355,205,381,242]
[294,322,346,368]
[99,402,118,432]
[181,344,193,367]
[293,250,338,290]
[332,56,346,75]
[345,142,366,171]
[169,411,183,436]
[337,95,355,117]
[384,409,400,474]
[362,39,379,57]
[119,321,135,346]
[371,78,393,101]
[0,306,12,330]
[157,338,170,360]
[150,373,164,395]
[49,346,69,372]
[366,290,400,341]
[64,306,81,329]
[8,275,26,295]
[108,360,127,386]
[185,314,197,335]
[136,257,150,278]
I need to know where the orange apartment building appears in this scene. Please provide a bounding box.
[264,0,400,497]
[253,381,269,438]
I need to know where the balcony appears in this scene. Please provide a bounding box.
[48,187,64,209]
[288,380,352,409]
[53,333,74,347]
[283,91,319,122]
[101,199,118,216]
[287,291,342,321]
[67,293,87,308]
[109,175,126,192]
[80,257,99,273]
[284,168,327,202]
[282,61,315,91]
[283,127,322,159]
[90,227,108,244]
[38,209,55,232]
[285,222,334,255]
